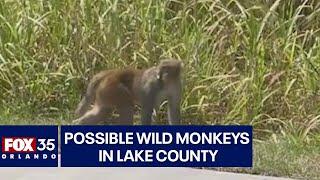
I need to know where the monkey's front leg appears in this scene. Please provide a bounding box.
[167,85,181,125]
[141,96,156,125]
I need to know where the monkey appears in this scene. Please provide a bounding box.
[73,59,183,125]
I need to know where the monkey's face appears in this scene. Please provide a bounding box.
[158,59,182,84]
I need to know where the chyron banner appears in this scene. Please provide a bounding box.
[60,125,252,167]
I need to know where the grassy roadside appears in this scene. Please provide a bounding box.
[208,136,320,180]
[252,136,320,179]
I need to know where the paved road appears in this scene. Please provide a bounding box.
[0,168,292,180]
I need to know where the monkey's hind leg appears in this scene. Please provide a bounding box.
[73,105,112,125]
[74,96,92,117]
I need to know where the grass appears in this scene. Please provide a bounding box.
[212,135,320,179]
[0,0,320,179]
[253,136,320,179]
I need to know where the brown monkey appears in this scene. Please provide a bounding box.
[73,59,183,125]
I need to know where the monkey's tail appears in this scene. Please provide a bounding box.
[75,71,108,116]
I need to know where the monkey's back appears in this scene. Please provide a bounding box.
[95,68,144,108]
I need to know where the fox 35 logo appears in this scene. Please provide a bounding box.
[1,137,57,160]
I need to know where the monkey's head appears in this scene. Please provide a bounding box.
[157,59,183,83]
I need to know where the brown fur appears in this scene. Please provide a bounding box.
[73,59,182,125]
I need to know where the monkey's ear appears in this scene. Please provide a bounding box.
[156,67,161,80]
[156,66,168,81]
[180,61,184,68]
[157,69,164,80]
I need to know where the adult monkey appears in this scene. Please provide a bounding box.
[73,59,183,125]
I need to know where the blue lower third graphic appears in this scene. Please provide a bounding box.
[0,126,58,167]
[61,125,252,167]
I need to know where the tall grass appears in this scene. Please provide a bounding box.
[0,0,320,140]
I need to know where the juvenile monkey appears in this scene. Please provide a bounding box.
[73,59,183,125]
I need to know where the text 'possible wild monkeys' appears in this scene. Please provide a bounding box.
[73,59,183,125]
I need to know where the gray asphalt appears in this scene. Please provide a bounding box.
[0,168,293,180]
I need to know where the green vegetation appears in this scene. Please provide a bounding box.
[253,136,320,179]
[213,136,320,179]
[0,0,319,179]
